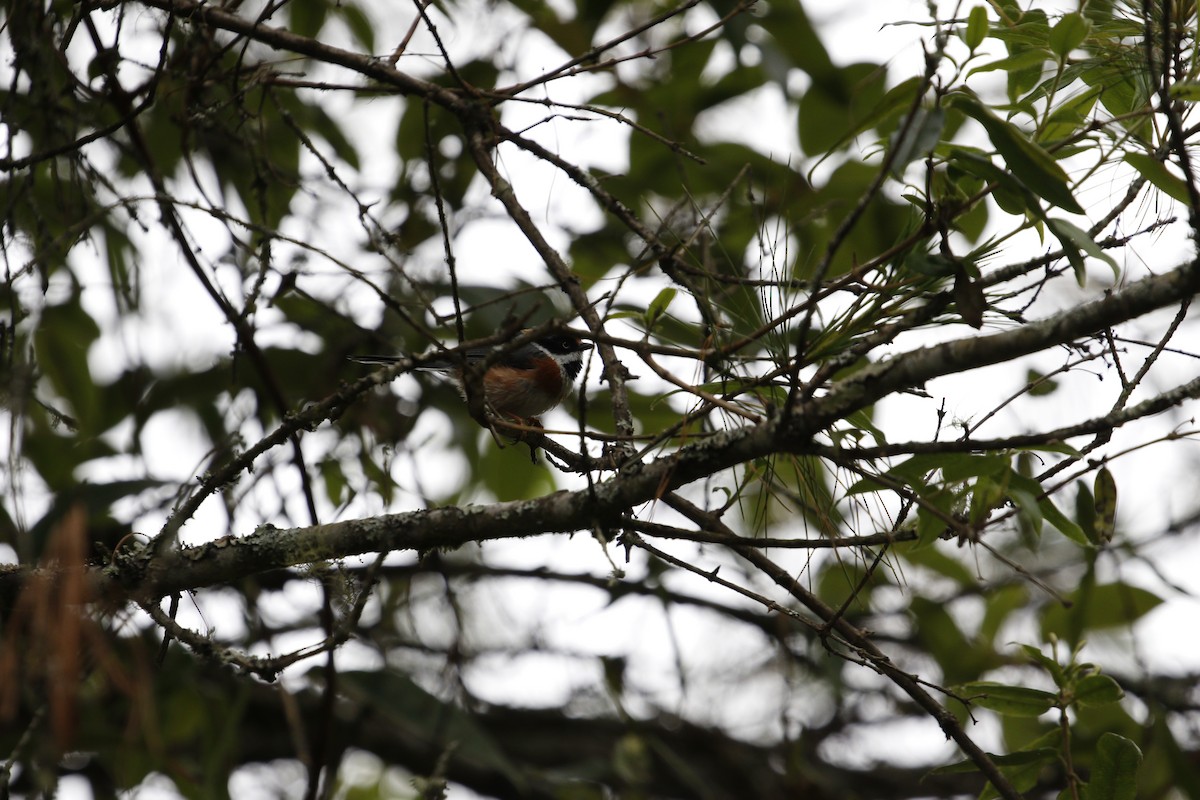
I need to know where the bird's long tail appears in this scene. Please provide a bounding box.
[349,355,403,365]
[351,355,452,371]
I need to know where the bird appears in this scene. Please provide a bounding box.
[351,329,591,422]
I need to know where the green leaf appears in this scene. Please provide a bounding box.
[1076,479,1098,543]
[980,586,1029,644]
[931,732,1062,800]
[1169,81,1200,101]
[1081,61,1152,142]
[1009,486,1045,541]
[1007,471,1088,545]
[959,681,1057,717]
[849,452,978,497]
[1049,13,1091,58]
[969,475,1006,526]
[986,754,1059,798]
[929,747,1058,775]
[1074,674,1124,707]
[816,562,873,609]
[1046,217,1120,286]
[999,10,1052,102]
[758,1,835,80]
[336,4,377,53]
[1014,441,1081,457]
[1038,85,1101,143]
[1018,643,1066,686]
[889,106,945,175]
[964,5,989,50]
[911,597,990,683]
[1123,152,1192,204]
[1040,494,1089,545]
[797,61,888,154]
[644,287,678,329]
[1042,582,1164,638]
[865,76,928,137]
[289,0,328,39]
[320,458,349,506]
[939,453,1007,482]
[1093,467,1117,544]
[846,475,895,497]
[901,251,960,278]
[102,220,136,311]
[889,452,970,485]
[954,268,986,328]
[841,410,888,447]
[950,95,1084,214]
[478,439,556,500]
[1026,368,1059,396]
[305,102,362,170]
[916,487,957,549]
[1085,733,1142,800]
[967,49,1051,77]
[34,296,102,432]
[899,543,978,586]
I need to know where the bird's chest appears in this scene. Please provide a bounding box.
[481,360,567,417]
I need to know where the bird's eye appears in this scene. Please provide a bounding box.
[546,335,574,352]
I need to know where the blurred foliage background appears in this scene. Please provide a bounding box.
[3,0,1200,797]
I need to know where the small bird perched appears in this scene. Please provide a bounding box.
[351,329,591,422]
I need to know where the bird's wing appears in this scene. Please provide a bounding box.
[436,343,539,371]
